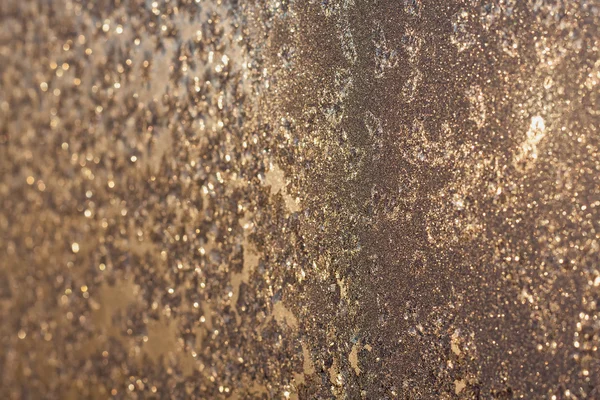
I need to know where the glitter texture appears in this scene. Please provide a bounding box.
[1,0,599,399]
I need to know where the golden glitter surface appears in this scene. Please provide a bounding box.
[1,0,599,399]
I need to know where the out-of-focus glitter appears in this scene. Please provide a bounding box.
[1,0,599,399]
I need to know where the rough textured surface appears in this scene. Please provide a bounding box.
[1,0,599,399]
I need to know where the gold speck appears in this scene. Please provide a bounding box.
[71,242,80,253]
